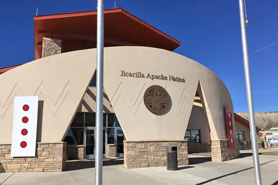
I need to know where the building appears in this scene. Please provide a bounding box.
[260,128,278,148]
[0,8,248,172]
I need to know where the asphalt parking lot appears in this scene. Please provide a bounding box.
[1,150,278,185]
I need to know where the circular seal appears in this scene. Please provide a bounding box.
[144,85,171,115]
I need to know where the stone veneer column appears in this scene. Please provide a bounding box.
[0,142,66,172]
[124,140,188,169]
[211,139,239,162]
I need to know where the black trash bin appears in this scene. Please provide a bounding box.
[166,146,178,170]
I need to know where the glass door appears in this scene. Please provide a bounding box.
[115,128,124,157]
[85,128,95,159]
[236,131,245,149]
[85,127,106,159]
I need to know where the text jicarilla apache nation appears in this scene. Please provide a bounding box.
[120,70,185,83]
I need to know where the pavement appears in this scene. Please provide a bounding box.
[1,150,278,185]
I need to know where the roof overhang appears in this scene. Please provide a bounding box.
[34,8,181,59]
[234,113,259,131]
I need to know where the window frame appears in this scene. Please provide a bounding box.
[185,129,201,143]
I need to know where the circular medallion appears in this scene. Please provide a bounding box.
[144,85,171,115]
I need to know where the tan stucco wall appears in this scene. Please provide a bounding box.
[0,46,234,144]
[235,120,251,143]
[0,49,96,144]
[103,47,233,141]
[187,105,210,144]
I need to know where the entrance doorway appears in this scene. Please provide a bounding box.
[85,128,106,159]
[65,113,125,160]
[116,128,124,157]
[236,131,245,149]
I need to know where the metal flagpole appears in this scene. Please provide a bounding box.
[95,0,104,184]
[238,0,262,184]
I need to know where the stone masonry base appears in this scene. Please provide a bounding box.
[66,145,84,160]
[0,142,66,172]
[124,140,188,169]
[211,139,239,162]
[188,143,211,154]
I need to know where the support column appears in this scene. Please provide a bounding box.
[211,139,239,162]
[124,140,188,169]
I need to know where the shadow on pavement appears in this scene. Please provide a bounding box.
[195,160,275,185]
[178,166,195,170]
[0,163,5,173]
[238,152,253,158]
[188,157,211,165]
[65,158,124,171]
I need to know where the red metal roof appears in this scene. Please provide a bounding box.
[34,8,181,59]
[234,113,250,128]
[0,64,22,74]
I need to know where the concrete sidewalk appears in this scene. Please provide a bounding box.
[1,152,278,185]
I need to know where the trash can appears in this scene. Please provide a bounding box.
[166,146,178,170]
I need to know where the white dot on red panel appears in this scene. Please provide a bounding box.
[228,113,231,118]
[229,121,231,126]
[231,138,233,143]
[22,116,29,123]
[23,104,29,111]
[21,129,28,136]
[20,141,27,148]
[230,130,232,135]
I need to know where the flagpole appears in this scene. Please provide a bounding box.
[95,0,104,184]
[238,0,262,184]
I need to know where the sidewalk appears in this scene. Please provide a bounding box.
[1,151,277,185]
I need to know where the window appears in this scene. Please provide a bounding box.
[85,113,95,127]
[64,112,123,146]
[107,128,114,144]
[185,129,201,143]
[108,114,115,127]
[71,113,84,127]
[64,129,76,145]
[115,117,120,127]
[89,78,96,87]
[71,128,84,145]
[236,131,245,146]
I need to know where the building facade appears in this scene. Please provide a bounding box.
[0,8,242,172]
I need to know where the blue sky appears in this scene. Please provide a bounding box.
[0,0,277,113]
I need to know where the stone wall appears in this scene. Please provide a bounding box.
[42,37,62,58]
[211,139,239,162]
[66,145,84,160]
[188,143,211,153]
[124,140,188,169]
[0,142,66,172]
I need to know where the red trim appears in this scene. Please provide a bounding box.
[34,8,120,20]
[33,8,180,45]
[234,113,249,128]
[234,113,259,131]
[0,64,22,74]
[119,9,180,45]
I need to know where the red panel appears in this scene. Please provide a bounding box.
[225,107,235,149]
